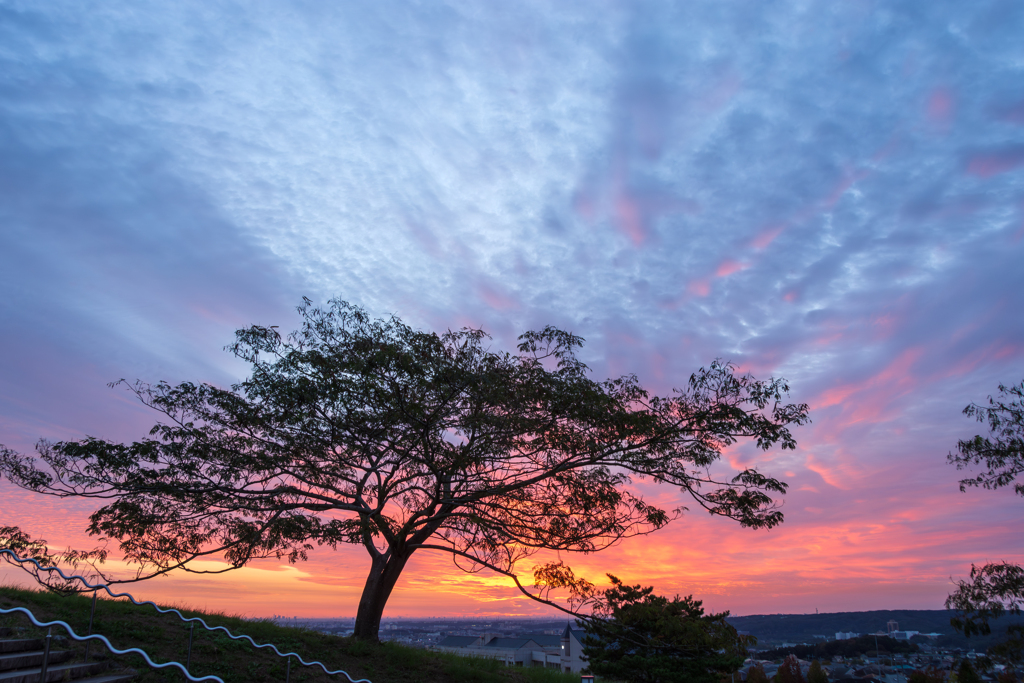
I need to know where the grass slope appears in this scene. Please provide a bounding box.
[0,585,580,683]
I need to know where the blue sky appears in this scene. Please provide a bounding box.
[1,0,1023,616]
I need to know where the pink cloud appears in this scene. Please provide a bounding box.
[823,168,870,208]
[866,346,923,387]
[608,182,699,247]
[6,459,1023,617]
[992,99,1024,125]
[966,148,1024,178]
[477,283,520,311]
[870,312,901,341]
[750,224,785,250]
[812,346,923,412]
[687,278,711,297]
[573,187,597,222]
[814,384,860,410]
[871,134,903,163]
[941,339,1024,379]
[698,71,741,114]
[813,332,843,347]
[927,87,955,129]
[804,454,851,491]
[615,193,647,246]
[714,259,749,278]
[406,220,442,258]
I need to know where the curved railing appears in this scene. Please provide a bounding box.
[0,605,224,683]
[0,549,371,683]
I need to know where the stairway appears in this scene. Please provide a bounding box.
[0,626,136,683]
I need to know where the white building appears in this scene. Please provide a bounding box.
[434,623,590,673]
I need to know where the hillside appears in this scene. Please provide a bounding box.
[0,586,577,683]
[727,610,1024,652]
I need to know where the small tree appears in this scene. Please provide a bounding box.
[997,669,1019,683]
[958,659,982,683]
[947,381,1024,661]
[747,664,770,683]
[777,654,805,683]
[0,299,808,641]
[581,575,749,683]
[807,659,828,683]
[908,668,947,683]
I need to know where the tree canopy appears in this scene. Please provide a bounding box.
[746,664,770,683]
[776,654,805,683]
[0,525,106,594]
[946,381,1024,661]
[581,575,749,683]
[0,299,809,641]
[949,381,1024,496]
[757,635,916,662]
[807,659,828,683]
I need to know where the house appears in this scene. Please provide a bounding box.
[437,635,484,648]
[560,624,589,673]
[435,635,545,666]
[434,623,590,673]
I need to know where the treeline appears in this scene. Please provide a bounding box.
[728,611,1024,653]
[756,635,918,661]
[728,611,952,641]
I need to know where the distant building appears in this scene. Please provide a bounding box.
[891,631,919,641]
[434,623,589,673]
[836,632,860,640]
[560,624,589,673]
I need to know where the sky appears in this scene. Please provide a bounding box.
[1,0,1023,620]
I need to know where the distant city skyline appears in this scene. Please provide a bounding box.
[1,0,1023,619]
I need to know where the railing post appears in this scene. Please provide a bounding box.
[84,588,98,660]
[186,621,195,671]
[39,626,52,682]
[285,655,291,683]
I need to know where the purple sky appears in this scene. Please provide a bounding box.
[1,0,1023,617]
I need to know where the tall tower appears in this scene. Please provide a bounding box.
[887,620,898,636]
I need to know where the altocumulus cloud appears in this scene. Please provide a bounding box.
[1,0,1023,613]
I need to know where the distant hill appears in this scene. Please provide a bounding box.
[726,610,1024,652]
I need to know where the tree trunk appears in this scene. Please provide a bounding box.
[352,551,411,641]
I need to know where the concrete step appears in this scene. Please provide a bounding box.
[0,659,109,683]
[0,640,44,655]
[73,673,137,683]
[0,649,72,671]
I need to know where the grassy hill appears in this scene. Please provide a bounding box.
[0,585,579,683]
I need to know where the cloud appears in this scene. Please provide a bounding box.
[1,0,1023,617]
[966,147,1024,178]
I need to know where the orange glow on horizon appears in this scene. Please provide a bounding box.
[4,461,1021,619]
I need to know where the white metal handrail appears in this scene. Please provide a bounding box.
[0,548,371,683]
[0,605,224,682]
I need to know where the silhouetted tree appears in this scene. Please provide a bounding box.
[807,659,828,683]
[747,663,770,683]
[777,654,805,683]
[958,659,982,683]
[997,669,1019,683]
[581,575,749,683]
[0,299,808,641]
[0,525,105,593]
[908,668,947,683]
[947,381,1024,661]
